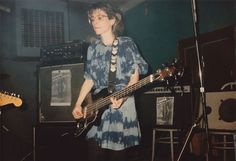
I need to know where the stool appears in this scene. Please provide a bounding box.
[151,127,182,161]
[209,130,236,161]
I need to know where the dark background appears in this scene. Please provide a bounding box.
[0,0,235,161]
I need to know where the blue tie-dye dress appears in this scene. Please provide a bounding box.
[84,36,148,151]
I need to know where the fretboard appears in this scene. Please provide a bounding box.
[86,73,159,113]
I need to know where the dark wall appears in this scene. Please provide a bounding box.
[125,0,236,70]
[67,1,93,41]
[0,0,16,58]
[0,0,235,161]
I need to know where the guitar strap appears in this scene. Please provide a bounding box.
[108,38,118,94]
[108,68,116,94]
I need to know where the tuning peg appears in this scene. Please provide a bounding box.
[178,68,184,77]
[173,58,178,64]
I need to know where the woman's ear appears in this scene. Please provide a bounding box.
[109,18,116,26]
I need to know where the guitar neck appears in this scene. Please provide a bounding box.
[87,74,156,112]
[111,75,153,99]
[85,64,178,114]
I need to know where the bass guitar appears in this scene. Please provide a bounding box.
[75,60,183,136]
[0,91,23,107]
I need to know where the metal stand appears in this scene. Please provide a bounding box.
[176,0,210,160]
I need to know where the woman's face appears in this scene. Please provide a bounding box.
[89,9,115,36]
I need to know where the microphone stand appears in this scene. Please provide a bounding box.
[176,0,210,160]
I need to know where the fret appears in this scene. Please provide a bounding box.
[86,75,153,114]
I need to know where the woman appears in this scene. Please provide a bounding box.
[72,2,148,161]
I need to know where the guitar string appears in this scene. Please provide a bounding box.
[85,67,174,115]
[85,75,154,114]
[85,75,151,114]
[85,78,146,114]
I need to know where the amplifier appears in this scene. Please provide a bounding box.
[40,40,89,66]
[144,85,191,94]
[206,91,236,130]
[38,63,84,123]
[136,85,193,129]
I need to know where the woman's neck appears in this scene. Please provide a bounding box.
[101,33,115,46]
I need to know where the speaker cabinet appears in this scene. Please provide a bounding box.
[38,63,84,123]
[206,91,236,130]
[136,86,193,129]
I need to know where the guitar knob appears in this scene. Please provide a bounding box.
[174,75,177,80]
[166,79,169,85]
[76,123,80,128]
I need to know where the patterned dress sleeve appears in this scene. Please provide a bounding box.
[122,37,148,76]
[84,45,93,80]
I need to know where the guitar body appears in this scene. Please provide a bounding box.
[75,88,110,136]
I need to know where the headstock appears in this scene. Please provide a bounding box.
[0,91,23,107]
[152,58,184,83]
